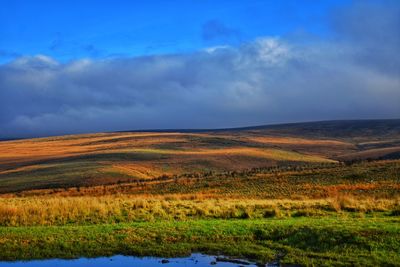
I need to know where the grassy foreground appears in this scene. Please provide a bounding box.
[0,217,399,266]
[0,121,399,266]
[0,159,399,266]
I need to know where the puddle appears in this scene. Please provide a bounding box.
[0,253,281,266]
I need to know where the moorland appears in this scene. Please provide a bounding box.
[0,119,399,266]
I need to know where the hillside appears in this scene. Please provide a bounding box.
[1,120,400,266]
[0,119,399,193]
[235,119,400,140]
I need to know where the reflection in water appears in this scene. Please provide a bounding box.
[0,253,272,267]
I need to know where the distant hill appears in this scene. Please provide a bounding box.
[0,119,399,193]
[0,138,19,142]
[120,119,400,140]
[234,119,400,140]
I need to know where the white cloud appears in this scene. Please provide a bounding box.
[0,1,399,138]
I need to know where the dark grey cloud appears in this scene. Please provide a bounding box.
[0,1,399,138]
[331,0,400,75]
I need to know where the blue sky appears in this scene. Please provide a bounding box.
[1,0,349,62]
[0,0,399,137]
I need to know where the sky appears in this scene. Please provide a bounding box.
[0,0,399,138]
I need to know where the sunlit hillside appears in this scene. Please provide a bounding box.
[1,120,400,265]
[0,120,399,193]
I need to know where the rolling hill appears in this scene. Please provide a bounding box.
[1,120,400,266]
[0,119,399,193]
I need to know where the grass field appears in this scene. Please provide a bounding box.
[0,120,400,266]
[1,217,400,266]
[0,131,341,193]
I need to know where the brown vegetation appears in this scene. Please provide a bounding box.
[1,122,399,193]
[0,195,398,226]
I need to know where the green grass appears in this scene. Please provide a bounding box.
[0,217,399,266]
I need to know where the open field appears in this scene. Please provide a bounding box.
[0,131,339,193]
[1,195,400,227]
[1,119,399,193]
[0,120,400,266]
[0,160,399,265]
[1,218,400,266]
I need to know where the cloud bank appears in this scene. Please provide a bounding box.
[0,1,399,138]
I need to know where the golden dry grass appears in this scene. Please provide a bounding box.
[0,132,185,164]
[0,131,345,167]
[245,136,350,146]
[0,131,342,192]
[0,195,398,226]
[101,163,167,179]
[0,128,398,193]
